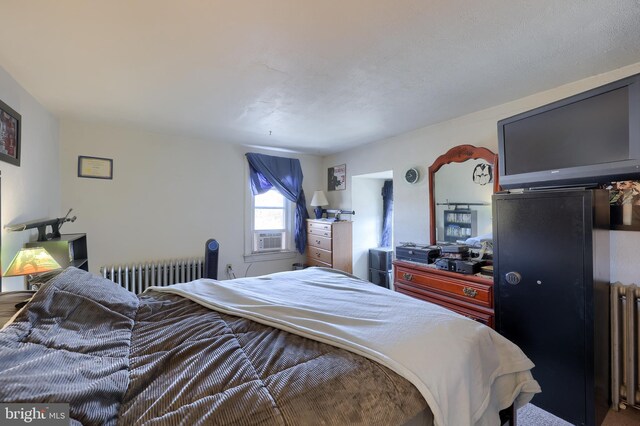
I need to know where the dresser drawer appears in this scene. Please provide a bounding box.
[308,221,332,232]
[395,265,492,308]
[308,227,332,238]
[395,284,494,328]
[306,257,331,268]
[308,235,332,251]
[307,246,333,265]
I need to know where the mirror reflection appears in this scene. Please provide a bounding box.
[434,159,493,244]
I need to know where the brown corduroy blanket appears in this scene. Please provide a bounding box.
[0,268,431,425]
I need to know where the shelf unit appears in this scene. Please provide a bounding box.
[25,233,88,271]
[443,209,477,242]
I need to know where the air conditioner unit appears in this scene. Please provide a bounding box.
[254,231,284,252]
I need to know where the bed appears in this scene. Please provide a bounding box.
[0,266,540,425]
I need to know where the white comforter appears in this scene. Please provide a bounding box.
[149,267,540,426]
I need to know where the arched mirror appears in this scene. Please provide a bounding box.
[428,145,499,245]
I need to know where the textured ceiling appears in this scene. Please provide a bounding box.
[1,1,639,155]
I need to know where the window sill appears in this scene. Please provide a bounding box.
[243,250,299,263]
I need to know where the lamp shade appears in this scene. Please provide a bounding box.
[3,247,62,277]
[310,190,329,207]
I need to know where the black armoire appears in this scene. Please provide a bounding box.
[493,189,610,426]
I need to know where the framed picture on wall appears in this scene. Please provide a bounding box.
[328,164,346,191]
[78,155,114,179]
[0,98,21,167]
[601,180,640,230]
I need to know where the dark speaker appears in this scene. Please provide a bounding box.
[204,239,219,279]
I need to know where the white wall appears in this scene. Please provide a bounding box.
[59,118,323,279]
[0,66,61,291]
[323,62,640,286]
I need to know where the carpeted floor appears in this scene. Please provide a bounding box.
[517,404,571,426]
[518,403,640,426]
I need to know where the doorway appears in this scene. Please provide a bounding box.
[351,171,393,280]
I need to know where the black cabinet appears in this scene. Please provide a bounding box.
[368,247,393,289]
[493,189,610,426]
[25,233,88,271]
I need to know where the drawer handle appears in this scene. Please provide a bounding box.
[316,239,321,244]
[316,253,321,257]
[463,287,478,298]
[402,273,413,281]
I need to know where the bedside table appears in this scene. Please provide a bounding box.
[0,291,36,326]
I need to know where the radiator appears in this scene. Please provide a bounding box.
[100,258,205,294]
[611,283,640,410]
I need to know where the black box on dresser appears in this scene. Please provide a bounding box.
[395,244,440,264]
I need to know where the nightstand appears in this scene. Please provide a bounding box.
[0,291,36,326]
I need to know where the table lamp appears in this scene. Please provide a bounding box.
[310,190,329,219]
[3,247,62,290]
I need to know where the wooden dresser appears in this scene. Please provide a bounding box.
[306,219,352,273]
[393,259,494,328]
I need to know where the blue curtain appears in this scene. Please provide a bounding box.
[246,153,309,253]
[381,180,393,247]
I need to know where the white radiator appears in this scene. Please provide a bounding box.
[100,258,205,294]
[611,283,640,410]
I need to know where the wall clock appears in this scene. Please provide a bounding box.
[404,167,419,184]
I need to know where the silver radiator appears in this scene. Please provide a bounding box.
[100,258,205,294]
[611,282,640,410]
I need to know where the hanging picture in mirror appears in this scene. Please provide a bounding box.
[472,163,493,185]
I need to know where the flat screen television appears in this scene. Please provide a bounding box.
[498,73,640,189]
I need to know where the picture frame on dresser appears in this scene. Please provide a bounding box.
[0,98,21,167]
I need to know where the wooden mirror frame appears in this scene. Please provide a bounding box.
[428,144,499,245]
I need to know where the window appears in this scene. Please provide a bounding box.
[254,190,285,231]
[248,188,294,255]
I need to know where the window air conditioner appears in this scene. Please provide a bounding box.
[254,231,284,252]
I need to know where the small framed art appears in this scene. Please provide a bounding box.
[328,164,346,191]
[0,98,21,166]
[78,155,113,179]
[601,180,640,230]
